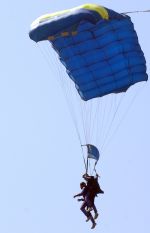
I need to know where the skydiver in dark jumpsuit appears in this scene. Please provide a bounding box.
[74,182,96,229]
[82,174,99,219]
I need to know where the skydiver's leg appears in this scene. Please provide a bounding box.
[85,196,93,209]
[93,204,99,219]
[86,197,99,220]
[93,203,98,214]
[80,201,96,228]
[80,201,89,217]
[80,201,95,221]
[90,197,99,219]
[89,213,96,225]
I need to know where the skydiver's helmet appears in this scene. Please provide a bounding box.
[80,182,86,189]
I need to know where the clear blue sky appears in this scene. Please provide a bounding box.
[0,1,150,233]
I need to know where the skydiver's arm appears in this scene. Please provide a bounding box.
[73,191,84,198]
[74,188,86,198]
[77,198,84,202]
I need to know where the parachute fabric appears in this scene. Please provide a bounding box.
[29,3,148,101]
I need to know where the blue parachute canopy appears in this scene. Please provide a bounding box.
[29,4,148,101]
[87,144,100,161]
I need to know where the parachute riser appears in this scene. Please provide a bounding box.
[86,158,98,175]
[81,144,89,173]
[81,144,100,175]
[86,157,89,174]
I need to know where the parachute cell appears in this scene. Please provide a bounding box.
[29,3,148,101]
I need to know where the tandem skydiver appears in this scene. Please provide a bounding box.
[82,173,104,218]
[74,182,96,229]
